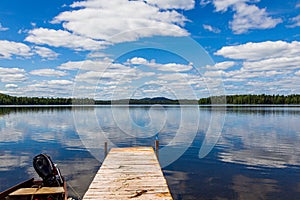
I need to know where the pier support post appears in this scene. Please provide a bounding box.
[155,139,159,159]
[104,141,108,157]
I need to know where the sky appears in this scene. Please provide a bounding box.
[0,0,299,100]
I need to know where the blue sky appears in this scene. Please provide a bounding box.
[0,0,299,99]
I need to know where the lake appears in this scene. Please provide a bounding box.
[0,105,300,199]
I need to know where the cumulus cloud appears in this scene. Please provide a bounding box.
[0,23,8,31]
[211,40,300,94]
[209,0,253,12]
[127,57,193,72]
[215,41,300,61]
[25,28,106,51]
[47,80,73,85]
[288,15,300,28]
[204,70,225,77]
[206,61,236,71]
[57,59,113,71]
[57,57,211,99]
[0,40,32,59]
[30,68,68,77]
[215,41,300,73]
[51,0,189,45]
[145,0,195,10]
[243,56,300,71]
[202,0,281,34]
[230,2,282,34]
[75,62,152,85]
[22,80,74,97]
[0,67,27,82]
[0,40,61,59]
[33,46,59,60]
[203,24,221,33]
[5,84,18,89]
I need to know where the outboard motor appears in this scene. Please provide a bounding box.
[33,154,64,187]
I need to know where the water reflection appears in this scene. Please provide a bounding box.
[218,107,300,168]
[232,175,278,200]
[73,106,213,168]
[0,106,300,199]
[0,107,99,198]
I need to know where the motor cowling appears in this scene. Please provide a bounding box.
[33,154,64,187]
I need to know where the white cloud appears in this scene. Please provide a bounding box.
[211,0,245,12]
[296,71,300,76]
[57,59,112,71]
[128,57,149,65]
[215,41,300,61]
[5,84,18,89]
[51,0,189,44]
[288,15,300,28]
[0,40,32,59]
[243,56,300,71]
[145,0,195,10]
[25,28,106,51]
[0,40,60,59]
[212,40,300,94]
[0,23,8,31]
[33,46,59,60]
[215,61,236,69]
[87,52,111,58]
[0,67,27,82]
[224,68,287,80]
[204,70,225,77]
[127,57,193,72]
[203,24,221,33]
[30,68,68,77]
[75,62,152,85]
[157,73,194,81]
[47,80,73,85]
[203,0,281,34]
[22,80,74,97]
[206,61,236,70]
[64,58,205,99]
[230,2,282,34]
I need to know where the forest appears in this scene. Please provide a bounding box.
[198,94,300,104]
[1,93,300,105]
[0,93,93,105]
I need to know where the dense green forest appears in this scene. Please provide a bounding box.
[0,93,94,105]
[1,93,300,105]
[198,94,300,104]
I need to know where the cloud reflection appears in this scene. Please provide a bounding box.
[0,152,30,172]
[218,108,300,168]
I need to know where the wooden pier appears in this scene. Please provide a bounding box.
[82,146,173,200]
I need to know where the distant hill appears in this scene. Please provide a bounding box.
[141,97,173,101]
[108,97,179,105]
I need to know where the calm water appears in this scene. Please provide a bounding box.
[0,105,300,199]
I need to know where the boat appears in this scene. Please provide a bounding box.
[0,154,68,200]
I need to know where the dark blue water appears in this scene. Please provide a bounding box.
[0,106,299,199]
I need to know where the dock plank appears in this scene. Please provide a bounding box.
[82,147,173,200]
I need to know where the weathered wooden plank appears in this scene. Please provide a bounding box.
[9,187,65,196]
[82,147,173,200]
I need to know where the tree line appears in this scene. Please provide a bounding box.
[1,93,300,105]
[0,93,94,105]
[198,94,300,104]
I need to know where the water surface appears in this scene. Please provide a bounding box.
[0,106,299,199]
